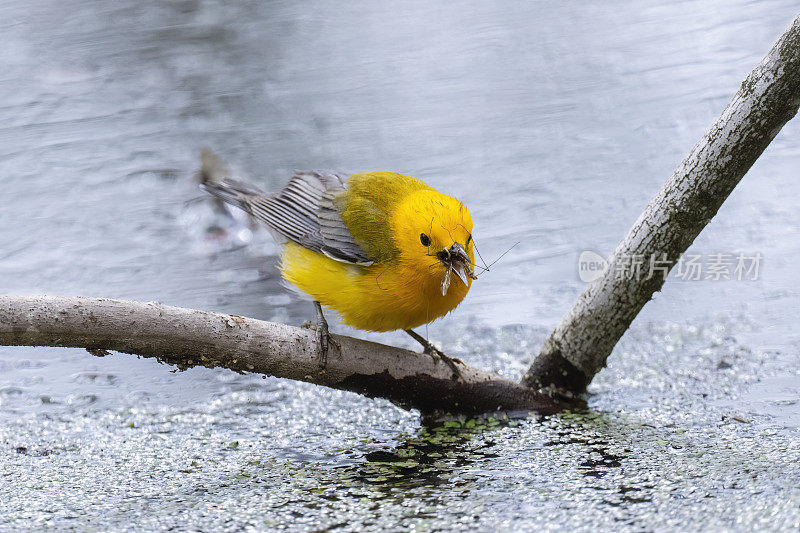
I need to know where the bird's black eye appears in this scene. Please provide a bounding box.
[466,234,472,245]
[420,233,431,246]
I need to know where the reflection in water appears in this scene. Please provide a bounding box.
[350,419,504,491]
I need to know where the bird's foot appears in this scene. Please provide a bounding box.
[316,317,329,370]
[301,319,334,372]
[311,301,337,372]
[422,342,464,381]
[404,329,464,381]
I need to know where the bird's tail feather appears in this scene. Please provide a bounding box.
[198,148,268,214]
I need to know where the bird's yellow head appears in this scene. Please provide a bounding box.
[390,189,477,298]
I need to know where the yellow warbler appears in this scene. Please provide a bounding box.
[200,150,476,373]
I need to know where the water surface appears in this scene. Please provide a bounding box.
[1,0,799,530]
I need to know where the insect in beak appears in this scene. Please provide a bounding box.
[439,242,478,295]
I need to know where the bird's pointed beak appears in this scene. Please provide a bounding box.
[440,242,476,293]
[451,262,469,287]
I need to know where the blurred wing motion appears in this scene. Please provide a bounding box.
[199,149,374,265]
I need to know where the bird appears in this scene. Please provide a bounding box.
[199,149,477,378]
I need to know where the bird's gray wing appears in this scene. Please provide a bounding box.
[199,152,373,265]
[251,170,375,265]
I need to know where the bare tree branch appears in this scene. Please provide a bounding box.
[523,14,800,396]
[0,295,561,416]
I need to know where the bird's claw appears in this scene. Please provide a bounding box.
[316,318,329,369]
[422,341,463,380]
[312,301,337,372]
[422,341,444,358]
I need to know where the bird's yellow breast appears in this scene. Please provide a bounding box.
[280,242,472,332]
